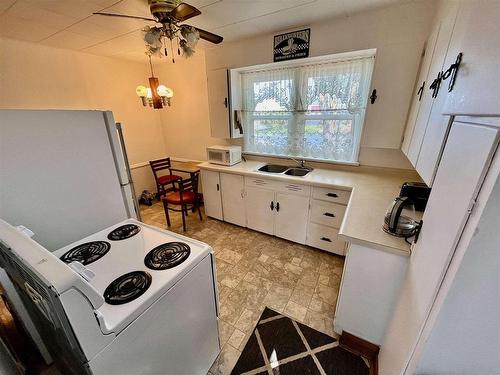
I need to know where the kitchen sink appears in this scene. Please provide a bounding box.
[284,167,311,176]
[257,164,289,173]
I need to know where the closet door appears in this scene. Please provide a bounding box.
[380,119,500,374]
[402,23,440,158]
[406,2,459,165]
[443,1,500,115]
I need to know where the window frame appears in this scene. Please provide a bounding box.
[231,49,376,166]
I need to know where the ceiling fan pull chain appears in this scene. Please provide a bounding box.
[170,39,175,63]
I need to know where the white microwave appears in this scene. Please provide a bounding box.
[207,145,242,166]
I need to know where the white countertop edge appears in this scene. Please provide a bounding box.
[339,235,411,257]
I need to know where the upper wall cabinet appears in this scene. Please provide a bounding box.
[207,68,243,139]
[442,1,500,115]
[403,1,500,186]
[401,1,460,186]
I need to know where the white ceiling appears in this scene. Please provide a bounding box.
[0,0,410,61]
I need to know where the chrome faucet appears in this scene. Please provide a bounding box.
[289,157,312,170]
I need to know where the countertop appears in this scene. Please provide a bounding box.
[198,160,421,256]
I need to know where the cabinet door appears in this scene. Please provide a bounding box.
[200,170,223,220]
[443,1,500,115]
[207,68,230,139]
[402,23,441,157]
[245,186,275,236]
[274,192,309,244]
[407,2,459,165]
[220,173,246,227]
[380,120,500,374]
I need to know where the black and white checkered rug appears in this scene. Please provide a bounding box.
[231,308,370,375]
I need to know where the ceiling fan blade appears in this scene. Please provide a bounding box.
[169,3,201,22]
[93,12,157,22]
[184,25,223,44]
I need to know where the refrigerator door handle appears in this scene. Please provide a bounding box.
[115,122,141,221]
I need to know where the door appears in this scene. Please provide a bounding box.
[274,192,309,244]
[443,1,500,115]
[220,173,246,227]
[207,68,230,138]
[402,22,441,157]
[245,186,275,235]
[380,119,500,374]
[200,170,223,220]
[406,1,459,165]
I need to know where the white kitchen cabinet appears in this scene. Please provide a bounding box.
[443,1,500,115]
[274,192,309,244]
[200,170,223,220]
[401,21,441,157]
[206,68,243,139]
[207,68,230,139]
[245,186,275,235]
[334,243,409,344]
[220,173,246,227]
[405,1,460,167]
[380,117,500,374]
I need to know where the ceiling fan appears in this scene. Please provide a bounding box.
[94,0,223,61]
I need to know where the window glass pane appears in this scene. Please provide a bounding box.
[250,79,294,111]
[301,118,354,161]
[252,118,289,155]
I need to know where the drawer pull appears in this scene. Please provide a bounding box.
[320,237,332,242]
[326,193,338,198]
[323,212,335,217]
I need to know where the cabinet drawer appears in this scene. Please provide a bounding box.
[245,177,311,196]
[245,177,276,190]
[312,186,351,205]
[309,200,346,228]
[306,223,346,255]
[274,181,311,196]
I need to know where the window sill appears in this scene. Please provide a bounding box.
[242,151,360,167]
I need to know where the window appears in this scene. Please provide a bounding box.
[239,51,375,163]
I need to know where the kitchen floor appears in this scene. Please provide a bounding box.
[140,201,345,374]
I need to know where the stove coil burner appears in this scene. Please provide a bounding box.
[104,271,152,305]
[60,241,110,265]
[144,242,191,270]
[107,224,141,241]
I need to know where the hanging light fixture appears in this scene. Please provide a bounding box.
[136,55,173,109]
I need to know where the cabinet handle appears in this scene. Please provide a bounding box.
[326,193,338,198]
[321,237,332,242]
[324,212,335,217]
[216,183,219,191]
[224,97,228,108]
[441,52,463,93]
[270,201,274,211]
[417,81,425,101]
[429,71,443,98]
[276,202,280,212]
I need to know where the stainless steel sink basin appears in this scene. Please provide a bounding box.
[258,164,289,173]
[284,167,311,177]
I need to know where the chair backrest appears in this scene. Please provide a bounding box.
[177,172,200,196]
[149,158,172,179]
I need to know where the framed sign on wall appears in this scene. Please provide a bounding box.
[273,28,311,62]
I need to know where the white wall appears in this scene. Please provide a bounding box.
[0,37,166,194]
[202,0,435,168]
[415,172,500,374]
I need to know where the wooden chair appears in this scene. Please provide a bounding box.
[162,173,202,232]
[149,158,182,199]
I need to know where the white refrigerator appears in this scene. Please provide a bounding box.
[0,109,139,364]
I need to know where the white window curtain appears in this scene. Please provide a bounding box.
[241,54,375,163]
